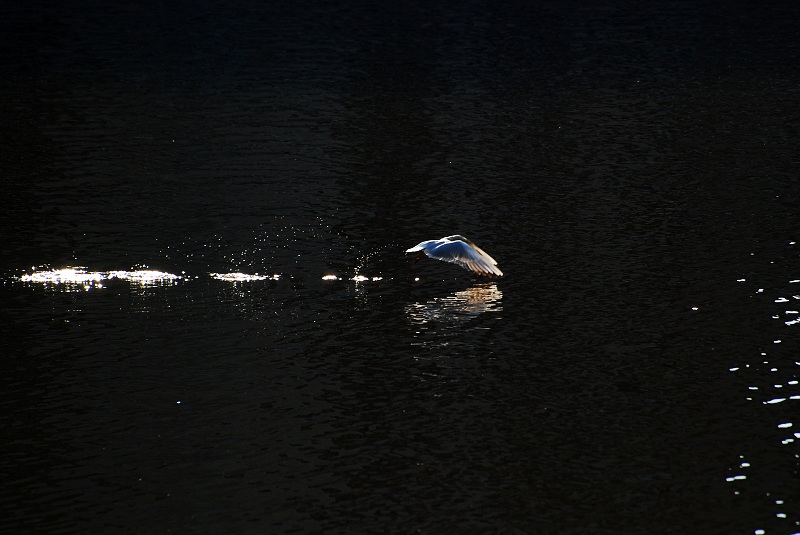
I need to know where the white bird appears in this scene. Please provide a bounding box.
[405,235,503,277]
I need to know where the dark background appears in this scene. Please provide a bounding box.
[2,0,799,533]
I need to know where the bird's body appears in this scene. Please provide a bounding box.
[405,235,503,277]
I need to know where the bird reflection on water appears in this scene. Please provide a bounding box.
[405,282,503,330]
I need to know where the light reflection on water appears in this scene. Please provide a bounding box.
[725,242,800,530]
[20,267,106,285]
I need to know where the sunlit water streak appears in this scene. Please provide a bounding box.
[18,267,183,290]
[209,273,281,282]
[322,274,384,282]
[15,267,388,287]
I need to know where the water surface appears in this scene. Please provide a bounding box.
[2,1,800,533]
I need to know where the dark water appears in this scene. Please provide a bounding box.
[2,1,799,533]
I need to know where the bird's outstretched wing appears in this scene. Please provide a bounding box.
[427,240,503,277]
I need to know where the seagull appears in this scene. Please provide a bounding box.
[406,235,503,277]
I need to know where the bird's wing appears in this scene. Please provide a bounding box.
[427,240,503,277]
[405,240,435,253]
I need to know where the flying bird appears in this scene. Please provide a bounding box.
[406,235,503,277]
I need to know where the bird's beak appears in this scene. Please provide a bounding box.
[411,251,425,264]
